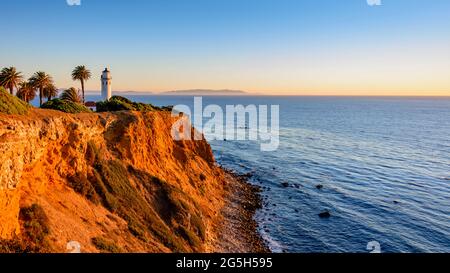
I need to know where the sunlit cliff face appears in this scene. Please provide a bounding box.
[0,109,227,252]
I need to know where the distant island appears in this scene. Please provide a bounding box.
[161,89,248,96]
[84,90,154,95]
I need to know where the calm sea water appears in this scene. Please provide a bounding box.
[41,95,450,253]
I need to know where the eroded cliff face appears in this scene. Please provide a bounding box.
[0,109,227,252]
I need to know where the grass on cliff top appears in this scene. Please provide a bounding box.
[0,87,30,115]
[41,98,91,114]
[96,96,172,113]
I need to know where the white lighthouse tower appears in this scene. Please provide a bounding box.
[101,68,112,101]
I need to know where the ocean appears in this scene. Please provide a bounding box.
[39,95,450,253]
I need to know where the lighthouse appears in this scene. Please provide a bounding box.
[101,68,112,101]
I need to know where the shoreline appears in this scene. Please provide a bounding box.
[212,170,270,253]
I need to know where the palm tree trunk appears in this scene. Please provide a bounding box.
[9,85,13,95]
[81,79,85,104]
[39,88,43,106]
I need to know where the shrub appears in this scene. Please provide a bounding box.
[88,169,120,212]
[161,105,174,111]
[67,173,100,204]
[109,96,133,104]
[19,204,51,251]
[79,142,206,252]
[0,238,32,253]
[90,157,187,251]
[41,98,91,113]
[190,214,206,241]
[91,237,122,253]
[177,226,201,248]
[96,96,161,112]
[127,218,147,241]
[96,97,134,112]
[60,87,82,103]
[85,141,100,166]
[0,87,30,115]
[0,204,51,253]
[129,167,207,250]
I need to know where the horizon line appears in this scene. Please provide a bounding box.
[81,91,450,98]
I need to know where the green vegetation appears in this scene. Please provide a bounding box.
[91,159,189,249]
[65,142,207,252]
[43,83,58,101]
[91,237,121,253]
[29,71,54,106]
[0,204,52,253]
[85,140,100,165]
[41,86,90,113]
[96,96,161,112]
[128,166,206,249]
[0,204,54,253]
[0,87,30,115]
[41,98,91,113]
[61,87,82,103]
[0,66,60,106]
[191,214,206,241]
[0,67,23,95]
[1,66,173,114]
[178,226,201,247]
[72,65,91,103]
[1,64,172,114]
[20,204,51,247]
[67,173,100,204]
[0,238,32,253]
[16,81,36,103]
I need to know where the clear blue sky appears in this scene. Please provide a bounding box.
[1,0,450,95]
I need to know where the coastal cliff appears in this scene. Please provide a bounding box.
[0,108,265,253]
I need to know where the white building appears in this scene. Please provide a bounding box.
[101,68,112,101]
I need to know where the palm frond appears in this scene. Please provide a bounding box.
[71,65,92,81]
[16,81,36,103]
[43,83,58,100]
[0,67,23,94]
[61,87,82,103]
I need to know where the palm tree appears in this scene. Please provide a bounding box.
[16,81,36,103]
[43,83,58,101]
[0,67,23,95]
[61,87,82,103]
[30,71,53,106]
[71,65,91,103]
